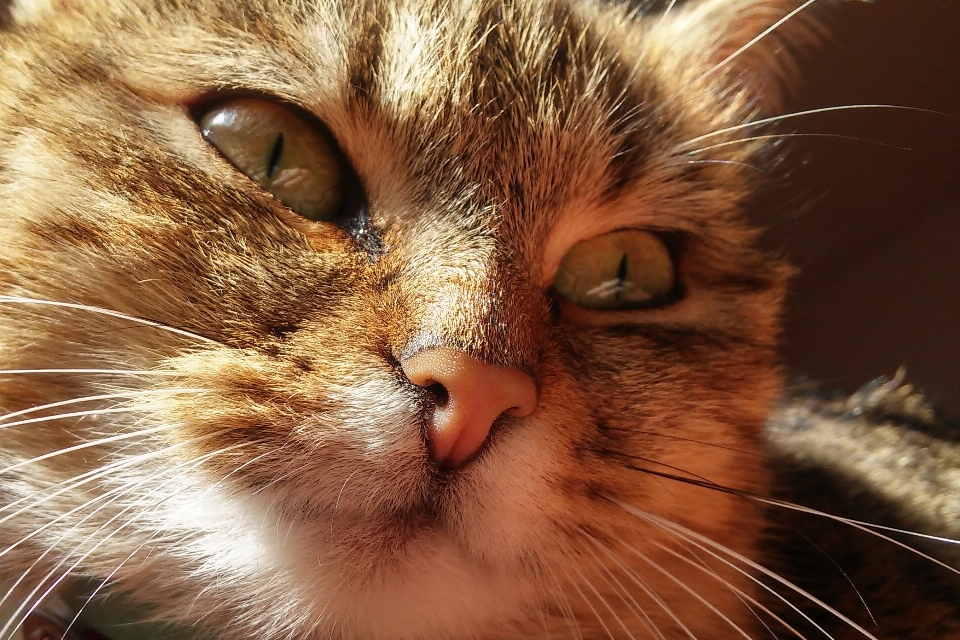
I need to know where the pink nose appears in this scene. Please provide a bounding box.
[401,348,537,468]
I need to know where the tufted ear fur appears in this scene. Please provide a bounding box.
[647,0,831,111]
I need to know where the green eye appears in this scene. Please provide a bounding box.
[199,98,346,221]
[553,230,676,310]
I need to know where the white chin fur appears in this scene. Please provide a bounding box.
[147,472,539,640]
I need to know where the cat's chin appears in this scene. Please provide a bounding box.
[271,507,544,640]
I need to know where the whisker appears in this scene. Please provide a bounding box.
[699,0,821,82]
[0,369,183,377]
[0,407,144,431]
[0,295,217,345]
[0,439,196,520]
[659,0,680,18]
[597,533,755,640]
[757,495,960,550]
[590,449,721,488]
[2,440,250,639]
[583,532,700,640]
[666,539,782,640]
[580,536,668,640]
[563,565,618,640]
[0,462,174,631]
[608,497,879,640]
[640,526,826,640]
[609,428,771,460]
[573,560,639,640]
[58,442,266,640]
[0,432,225,556]
[0,388,206,424]
[0,423,180,477]
[789,528,876,626]
[684,132,911,156]
[676,105,958,152]
[611,463,960,575]
[546,565,585,640]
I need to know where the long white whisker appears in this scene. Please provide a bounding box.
[563,565,618,640]
[610,498,879,640]
[660,0,680,18]
[2,440,249,639]
[621,465,960,575]
[546,565,585,640]
[0,369,183,377]
[685,132,910,156]
[573,560,638,640]
[605,536,754,640]
[0,439,196,520]
[755,494,960,554]
[0,388,206,424]
[699,0,820,82]
[0,432,224,557]
[584,532,699,640]
[626,514,826,640]
[0,407,143,431]
[0,423,180,477]
[681,159,763,171]
[0,296,217,345]
[676,105,955,151]
[58,442,266,640]
[0,455,185,629]
[580,536,667,640]
[650,534,814,640]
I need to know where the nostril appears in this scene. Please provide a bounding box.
[400,347,538,467]
[426,381,449,408]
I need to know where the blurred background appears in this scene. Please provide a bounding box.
[753,0,960,416]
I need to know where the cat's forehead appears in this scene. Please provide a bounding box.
[93,0,754,232]
[6,0,785,283]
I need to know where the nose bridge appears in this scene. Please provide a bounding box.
[393,239,542,373]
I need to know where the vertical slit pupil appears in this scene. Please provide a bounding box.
[615,253,629,301]
[267,132,285,179]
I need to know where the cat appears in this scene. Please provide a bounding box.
[0,0,957,639]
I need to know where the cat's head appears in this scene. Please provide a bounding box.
[0,0,811,638]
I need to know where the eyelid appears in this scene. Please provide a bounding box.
[540,201,668,285]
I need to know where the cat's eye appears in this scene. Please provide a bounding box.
[553,230,676,310]
[198,98,346,221]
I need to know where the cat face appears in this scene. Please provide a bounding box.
[0,0,801,638]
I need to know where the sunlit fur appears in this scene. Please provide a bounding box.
[0,0,823,639]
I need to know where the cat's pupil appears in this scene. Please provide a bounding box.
[615,253,628,301]
[267,132,284,179]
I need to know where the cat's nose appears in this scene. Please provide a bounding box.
[401,348,537,468]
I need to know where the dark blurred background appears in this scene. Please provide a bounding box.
[754,0,960,416]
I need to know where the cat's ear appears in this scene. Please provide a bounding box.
[647,0,829,111]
